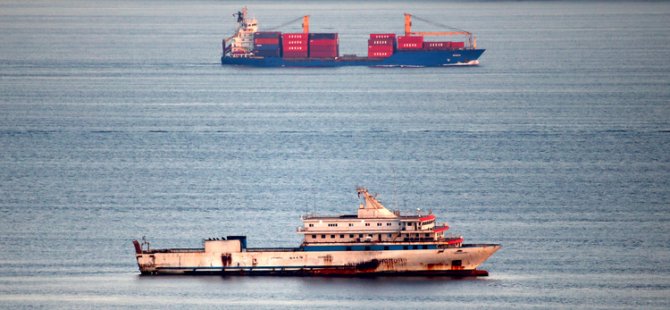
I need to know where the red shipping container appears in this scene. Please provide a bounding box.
[368,45,393,52]
[309,39,338,46]
[309,46,338,53]
[451,41,465,49]
[254,38,280,45]
[283,45,308,52]
[283,41,308,46]
[424,41,450,49]
[283,33,308,40]
[398,43,422,50]
[370,33,396,40]
[368,51,393,58]
[397,35,424,50]
[368,39,394,46]
[368,45,393,57]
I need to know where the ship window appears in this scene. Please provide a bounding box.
[422,245,428,249]
[311,234,316,238]
[365,223,370,226]
[452,260,462,267]
[412,245,418,249]
[349,223,354,227]
[330,235,335,238]
[349,234,354,238]
[377,223,382,226]
[403,246,408,250]
[321,235,325,239]
[328,223,338,227]
[346,246,352,251]
[359,234,363,238]
[383,246,389,250]
[364,246,371,251]
[339,234,344,238]
[308,224,314,227]
[425,233,430,237]
[387,223,392,226]
[387,234,392,238]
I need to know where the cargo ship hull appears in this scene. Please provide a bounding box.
[221,49,485,67]
[134,242,500,277]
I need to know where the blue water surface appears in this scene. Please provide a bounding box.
[1,0,669,308]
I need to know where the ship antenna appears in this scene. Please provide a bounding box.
[392,168,398,210]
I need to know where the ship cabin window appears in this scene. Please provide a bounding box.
[412,245,418,249]
[377,223,382,226]
[383,246,389,250]
[422,245,428,249]
[321,235,326,239]
[365,223,370,227]
[452,260,462,267]
[387,234,392,238]
[311,234,316,238]
[330,235,335,239]
[359,234,363,238]
[364,246,371,251]
[386,223,392,226]
[339,234,344,238]
[349,223,354,227]
[425,233,430,237]
[308,224,314,227]
[346,246,352,251]
[328,223,338,227]
[349,234,354,238]
[403,245,408,250]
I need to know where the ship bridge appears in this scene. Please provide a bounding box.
[298,187,455,245]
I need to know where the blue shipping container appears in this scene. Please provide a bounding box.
[254,32,282,38]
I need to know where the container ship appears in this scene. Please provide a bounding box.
[133,187,500,276]
[221,8,485,67]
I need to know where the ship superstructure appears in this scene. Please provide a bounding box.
[133,187,500,276]
[220,8,485,67]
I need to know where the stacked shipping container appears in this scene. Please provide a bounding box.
[309,33,338,58]
[423,41,466,50]
[253,32,282,57]
[367,33,395,58]
[397,35,424,50]
[282,33,309,58]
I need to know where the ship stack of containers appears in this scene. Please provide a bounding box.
[253,32,282,57]
[282,33,309,58]
[309,33,339,58]
[367,33,395,58]
[397,35,424,50]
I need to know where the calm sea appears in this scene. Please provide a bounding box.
[1,0,669,308]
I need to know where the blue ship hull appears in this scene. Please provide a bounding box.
[221,49,485,67]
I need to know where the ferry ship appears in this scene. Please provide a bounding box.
[133,187,500,276]
[221,8,485,67]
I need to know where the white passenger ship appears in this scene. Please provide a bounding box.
[133,187,500,276]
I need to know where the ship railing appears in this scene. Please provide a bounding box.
[145,248,204,254]
[246,247,301,252]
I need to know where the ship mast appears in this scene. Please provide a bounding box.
[356,187,398,219]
